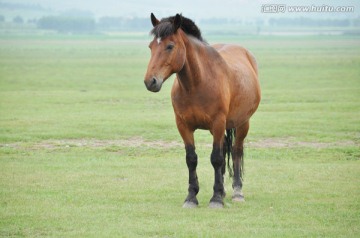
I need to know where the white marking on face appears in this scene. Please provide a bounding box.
[157,37,161,44]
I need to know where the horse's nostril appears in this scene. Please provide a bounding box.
[151,77,157,86]
[144,77,161,92]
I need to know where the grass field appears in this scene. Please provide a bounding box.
[0,33,359,237]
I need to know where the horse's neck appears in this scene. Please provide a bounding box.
[176,35,212,92]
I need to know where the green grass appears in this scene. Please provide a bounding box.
[1,34,359,237]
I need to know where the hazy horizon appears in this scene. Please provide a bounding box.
[1,0,359,20]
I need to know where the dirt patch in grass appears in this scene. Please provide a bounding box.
[247,138,358,149]
[1,137,358,150]
[0,137,183,150]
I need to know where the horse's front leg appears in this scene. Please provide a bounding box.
[183,144,199,208]
[176,119,199,208]
[209,120,226,208]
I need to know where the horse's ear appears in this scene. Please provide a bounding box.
[173,14,182,32]
[151,13,159,27]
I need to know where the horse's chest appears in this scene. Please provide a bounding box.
[172,97,213,130]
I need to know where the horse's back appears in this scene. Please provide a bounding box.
[212,44,258,77]
[212,44,261,127]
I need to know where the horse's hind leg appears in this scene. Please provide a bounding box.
[209,119,227,208]
[232,121,250,202]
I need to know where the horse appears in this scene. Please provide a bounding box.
[144,13,261,208]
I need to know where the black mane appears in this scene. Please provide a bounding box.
[151,14,204,42]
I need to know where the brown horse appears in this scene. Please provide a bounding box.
[144,13,261,208]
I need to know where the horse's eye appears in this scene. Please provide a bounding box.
[166,44,174,51]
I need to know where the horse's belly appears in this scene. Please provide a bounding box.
[226,96,260,129]
[226,112,250,129]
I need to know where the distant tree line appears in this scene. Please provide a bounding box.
[268,17,356,27]
[0,2,45,11]
[200,17,359,27]
[3,14,360,33]
[37,16,95,33]
[97,16,148,31]
[35,16,150,33]
[13,16,24,24]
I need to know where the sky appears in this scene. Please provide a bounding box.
[3,0,360,20]
[27,0,264,18]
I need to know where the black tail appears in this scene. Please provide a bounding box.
[224,128,236,178]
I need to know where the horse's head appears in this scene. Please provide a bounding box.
[144,13,186,92]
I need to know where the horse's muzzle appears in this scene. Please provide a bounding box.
[144,77,163,92]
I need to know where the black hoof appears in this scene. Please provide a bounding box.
[183,196,198,208]
[232,188,245,202]
[183,201,198,208]
[209,201,224,208]
[209,195,224,208]
[232,194,245,202]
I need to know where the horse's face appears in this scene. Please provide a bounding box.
[144,14,186,92]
